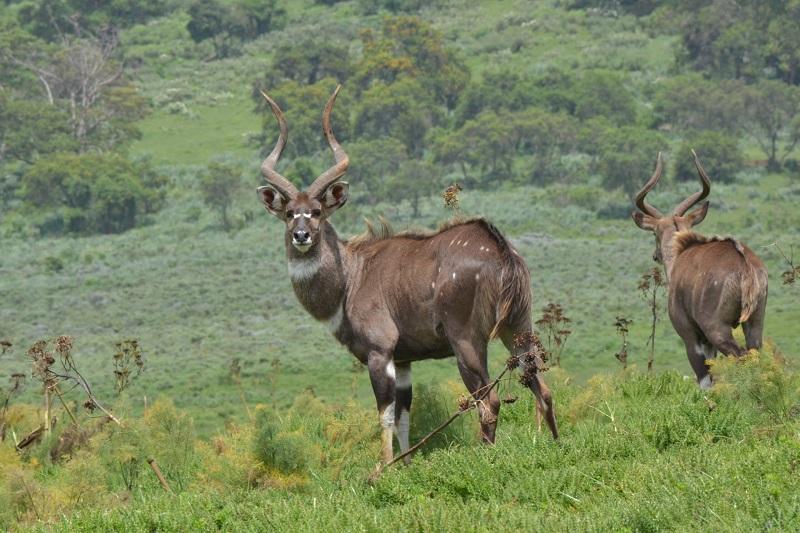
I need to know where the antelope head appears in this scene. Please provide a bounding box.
[631,150,711,266]
[257,85,349,254]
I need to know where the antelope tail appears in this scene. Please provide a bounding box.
[489,231,531,339]
[739,253,766,324]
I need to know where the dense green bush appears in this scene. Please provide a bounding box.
[19,152,165,235]
[583,123,666,197]
[674,132,744,183]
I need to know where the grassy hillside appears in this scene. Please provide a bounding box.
[1,0,799,529]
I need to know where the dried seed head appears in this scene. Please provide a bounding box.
[457,396,471,411]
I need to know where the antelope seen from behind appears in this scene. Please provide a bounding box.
[255,86,558,465]
[631,151,768,389]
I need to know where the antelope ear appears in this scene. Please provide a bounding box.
[257,185,289,218]
[685,201,709,227]
[321,181,348,213]
[632,211,657,231]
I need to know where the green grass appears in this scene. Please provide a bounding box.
[9,351,797,531]
[132,96,260,165]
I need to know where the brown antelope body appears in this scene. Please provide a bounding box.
[632,152,768,389]
[255,86,558,464]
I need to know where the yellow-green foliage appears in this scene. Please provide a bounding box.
[711,343,800,426]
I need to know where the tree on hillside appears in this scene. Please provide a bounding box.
[346,137,407,204]
[252,78,349,164]
[677,0,764,81]
[270,38,353,86]
[743,80,800,170]
[433,110,517,187]
[586,124,666,198]
[765,2,800,86]
[187,0,286,58]
[573,70,637,126]
[674,132,744,183]
[384,159,437,217]
[650,74,746,134]
[17,0,168,38]
[352,77,438,157]
[0,95,77,165]
[354,16,469,110]
[0,26,148,153]
[200,159,244,231]
[513,108,579,184]
[19,152,165,235]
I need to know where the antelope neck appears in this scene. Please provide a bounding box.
[286,223,350,322]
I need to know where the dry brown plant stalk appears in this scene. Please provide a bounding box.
[638,267,665,372]
[28,337,121,426]
[442,182,463,211]
[614,316,633,369]
[535,303,572,367]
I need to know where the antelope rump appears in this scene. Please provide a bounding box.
[631,151,768,389]
[255,86,558,464]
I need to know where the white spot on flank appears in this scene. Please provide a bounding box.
[288,259,320,280]
[431,281,436,289]
[479,246,485,251]
[698,375,712,390]
[475,273,480,281]
[452,272,457,280]
[386,360,396,380]
[396,366,411,389]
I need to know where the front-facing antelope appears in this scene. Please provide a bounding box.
[255,86,558,464]
[631,151,768,389]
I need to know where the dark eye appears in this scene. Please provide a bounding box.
[311,209,321,218]
[285,210,294,219]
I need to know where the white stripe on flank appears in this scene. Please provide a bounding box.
[288,259,320,280]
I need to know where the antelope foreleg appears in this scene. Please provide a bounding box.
[368,352,396,464]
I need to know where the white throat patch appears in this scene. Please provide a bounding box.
[288,259,321,281]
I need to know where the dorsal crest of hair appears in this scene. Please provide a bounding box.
[673,231,745,257]
[346,215,497,250]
